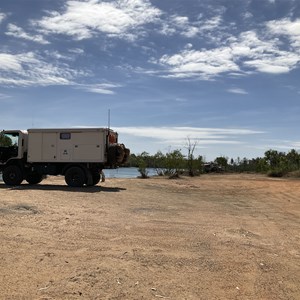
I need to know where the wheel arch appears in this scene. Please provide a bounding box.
[62,163,86,175]
[3,159,26,174]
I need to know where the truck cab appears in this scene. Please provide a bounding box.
[0,130,27,163]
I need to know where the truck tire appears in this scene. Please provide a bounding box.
[65,167,86,187]
[26,172,44,185]
[92,172,101,186]
[3,165,23,186]
[85,171,100,186]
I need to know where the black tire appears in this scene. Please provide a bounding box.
[3,165,23,186]
[25,172,44,185]
[86,171,101,186]
[65,167,86,187]
[92,172,101,186]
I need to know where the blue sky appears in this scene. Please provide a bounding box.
[0,0,300,161]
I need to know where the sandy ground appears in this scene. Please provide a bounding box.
[0,173,299,300]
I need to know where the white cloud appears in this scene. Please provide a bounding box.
[0,93,11,100]
[159,14,223,39]
[158,47,239,80]
[69,48,85,55]
[200,15,222,31]
[243,12,253,20]
[0,12,6,24]
[0,52,78,86]
[0,50,115,89]
[109,126,265,157]
[34,0,161,41]
[76,83,122,95]
[266,18,300,48]
[113,126,263,146]
[5,24,49,44]
[227,88,248,95]
[157,19,300,79]
[170,15,200,38]
[159,15,189,36]
[0,53,25,72]
[259,139,300,151]
[44,50,70,60]
[291,142,300,148]
[234,30,300,74]
[160,23,176,36]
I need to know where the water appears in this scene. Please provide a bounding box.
[0,168,157,181]
[103,167,157,178]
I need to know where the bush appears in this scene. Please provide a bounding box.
[137,159,149,178]
[169,172,180,179]
[138,168,149,178]
[267,168,286,178]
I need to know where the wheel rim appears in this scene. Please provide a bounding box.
[9,173,16,180]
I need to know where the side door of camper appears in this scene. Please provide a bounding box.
[42,133,57,161]
[28,131,57,162]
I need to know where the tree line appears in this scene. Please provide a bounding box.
[124,148,300,178]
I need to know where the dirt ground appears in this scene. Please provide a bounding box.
[0,173,299,300]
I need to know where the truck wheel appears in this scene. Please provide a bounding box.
[3,165,23,186]
[26,172,44,185]
[86,171,100,186]
[65,167,86,187]
[92,172,101,186]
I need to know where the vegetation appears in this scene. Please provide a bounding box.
[124,148,300,179]
[137,152,149,178]
[185,137,198,176]
[125,147,204,178]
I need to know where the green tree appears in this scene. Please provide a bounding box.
[264,149,289,177]
[264,150,281,169]
[153,151,166,175]
[254,157,269,173]
[137,152,150,178]
[286,149,300,170]
[126,153,138,167]
[197,155,204,173]
[165,149,185,177]
[215,156,228,171]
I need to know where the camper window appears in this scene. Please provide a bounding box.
[60,132,71,140]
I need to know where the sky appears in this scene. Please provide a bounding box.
[0,0,300,161]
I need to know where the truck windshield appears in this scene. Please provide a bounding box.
[0,132,19,147]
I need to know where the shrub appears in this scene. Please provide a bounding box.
[137,159,149,179]
[267,168,286,178]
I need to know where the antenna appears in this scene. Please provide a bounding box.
[108,109,111,130]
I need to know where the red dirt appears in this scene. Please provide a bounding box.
[0,174,299,299]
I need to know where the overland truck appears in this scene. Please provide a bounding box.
[0,128,130,187]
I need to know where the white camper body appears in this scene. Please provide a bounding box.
[27,128,107,163]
